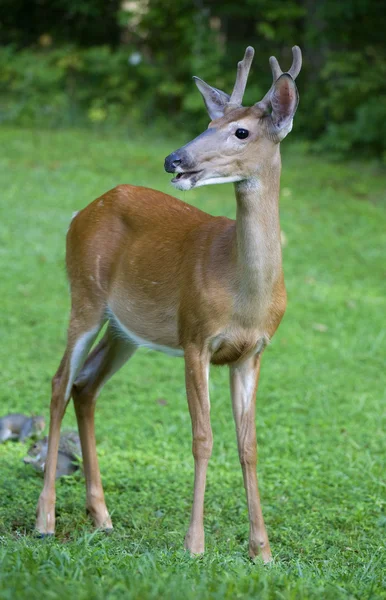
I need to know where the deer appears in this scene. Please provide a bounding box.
[35,44,302,563]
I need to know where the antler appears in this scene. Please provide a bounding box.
[256,46,302,110]
[229,46,255,106]
[269,45,302,81]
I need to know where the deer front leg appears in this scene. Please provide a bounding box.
[184,345,212,554]
[229,355,272,563]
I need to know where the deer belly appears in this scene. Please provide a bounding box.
[107,307,184,357]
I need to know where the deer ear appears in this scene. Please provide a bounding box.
[270,74,299,140]
[193,77,230,120]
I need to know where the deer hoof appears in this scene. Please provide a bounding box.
[35,532,55,539]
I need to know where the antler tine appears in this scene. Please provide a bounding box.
[269,46,302,83]
[269,56,282,82]
[256,55,281,110]
[229,46,255,106]
[288,45,302,80]
[256,45,302,110]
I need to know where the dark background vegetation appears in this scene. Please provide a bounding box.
[1,0,386,157]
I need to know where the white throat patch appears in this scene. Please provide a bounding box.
[195,175,243,188]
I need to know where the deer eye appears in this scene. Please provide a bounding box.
[235,128,249,139]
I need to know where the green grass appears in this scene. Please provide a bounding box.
[0,127,385,599]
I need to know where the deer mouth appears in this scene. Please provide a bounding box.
[172,170,201,182]
[171,170,202,190]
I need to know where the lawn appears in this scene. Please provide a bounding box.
[0,127,385,599]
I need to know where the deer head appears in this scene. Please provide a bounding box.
[164,46,302,191]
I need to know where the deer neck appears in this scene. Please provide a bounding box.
[233,150,283,313]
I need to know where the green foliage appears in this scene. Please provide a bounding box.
[315,49,386,157]
[0,45,157,128]
[0,1,224,132]
[1,0,386,156]
[0,128,385,598]
[0,42,221,132]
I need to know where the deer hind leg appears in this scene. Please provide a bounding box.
[184,345,212,554]
[229,355,272,563]
[36,312,103,535]
[71,325,136,530]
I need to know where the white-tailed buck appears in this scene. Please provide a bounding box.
[36,45,302,562]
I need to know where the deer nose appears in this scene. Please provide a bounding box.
[164,153,182,173]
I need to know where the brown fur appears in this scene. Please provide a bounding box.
[65,182,286,367]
